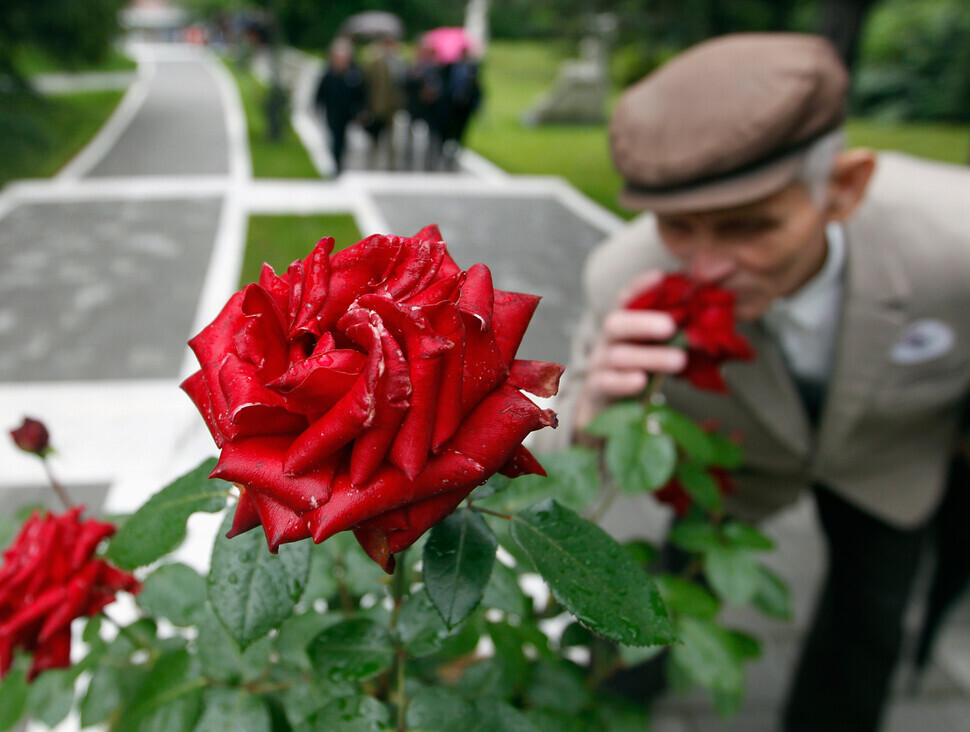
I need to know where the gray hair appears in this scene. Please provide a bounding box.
[798,129,846,205]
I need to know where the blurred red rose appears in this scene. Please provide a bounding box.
[626,273,754,392]
[183,226,562,571]
[9,417,50,457]
[0,507,140,680]
[653,468,737,517]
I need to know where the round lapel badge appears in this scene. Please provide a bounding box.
[889,319,955,365]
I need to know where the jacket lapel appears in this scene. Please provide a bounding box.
[814,218,910,463]
[724,321,812,458]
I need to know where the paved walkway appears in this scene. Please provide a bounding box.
[2,41,969,732]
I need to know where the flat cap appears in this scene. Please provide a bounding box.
[611,33,849,213]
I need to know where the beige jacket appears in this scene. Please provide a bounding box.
[539,153,970,529]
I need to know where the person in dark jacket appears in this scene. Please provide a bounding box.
[315,38,364,175]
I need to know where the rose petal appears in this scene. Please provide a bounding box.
[307,452,486,543]
[491,289,541,366]
[226,489,262,538]
[508,359,564,398]
[457,263,493,329]
[244,489,312,552]
[499,444,547,478]
[289,237,334,339]
[212,435,335,512]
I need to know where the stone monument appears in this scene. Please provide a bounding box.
[523,13,617,126]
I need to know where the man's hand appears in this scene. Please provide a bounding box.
[575,271,688,432]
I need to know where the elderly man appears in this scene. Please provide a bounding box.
[549,34,970,731]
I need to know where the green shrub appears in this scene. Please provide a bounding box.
[854,0,970,122]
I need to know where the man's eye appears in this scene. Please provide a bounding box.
[722,219,776,237]
[659,219,691,234]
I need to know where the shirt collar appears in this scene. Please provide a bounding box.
[764,222,846,331]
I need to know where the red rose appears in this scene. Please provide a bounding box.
[183,226,562,571]
[10,417,50,457]
[626,273,754,392]
[653,468,737,518]
[0,508,141,680]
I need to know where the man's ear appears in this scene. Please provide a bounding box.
[826,149,877,222]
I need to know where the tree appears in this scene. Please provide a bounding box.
[0,0,126,87]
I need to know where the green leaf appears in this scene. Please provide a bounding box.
[523,709,591,732]
[406,687,474,732]
[107,459,229,569]
[195,607,244,682]
[424,509,497,628]
[752,565,792,620]
[656,574,720,619]
[667,519,723,553]
[470,473,511,500]
[26,667,75,728]
[510,500,675,646]
[468,698,540,732]
[478,447,600,515]
[309,694,392,731]
[704,547,762,606]
[307,618,394,681]
[525,661,590,715]
[139,563,208,626]
[455,658,516,702]
[487,621,531,691]
[208,511,310,648]
[722,521,775,551]
[278,676,355,727]
[707,431,744,469]
[481,559,530,617]
[277,611,335,671]
[622,539,658,568]
[0,666,27,732]
[396,592,459,658]
[650,407,715,463]
[537,447,602,508]
[193,688,271,732]
[116,649,205,732]
[675,462,722,511]
[80,662,147,727]
[606,428,677,494]
[586,401,645,439]
[670,617,745,710]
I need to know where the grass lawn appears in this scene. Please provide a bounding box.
[225,61,320,179]
[13,46,137,75]
[241,214,362,287]
[467,41,970,219]
[0,90,125,187]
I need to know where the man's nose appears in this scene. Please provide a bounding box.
[687,241,735,284]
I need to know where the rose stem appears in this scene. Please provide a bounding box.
[468,505,512,521]
[641,372,668,406]
[389,551,409,732]
[42,456,74,510]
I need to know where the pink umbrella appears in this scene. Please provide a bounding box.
[421,27,480,64]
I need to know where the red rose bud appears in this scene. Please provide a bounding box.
[0,508,141,680]
[626,273,754,392]
[10,417,50,457]
[653,467,738,518]
[183,226,562,572]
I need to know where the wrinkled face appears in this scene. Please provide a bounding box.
[655,183,831,320]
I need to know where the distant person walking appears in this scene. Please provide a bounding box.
[314,38,364,175]
[439,51,482,170]
[405,44,442,170]
[362,38,406,170]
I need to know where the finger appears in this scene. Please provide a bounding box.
[603,309,678,343]
[587,369,650,399]
[602,343,687,374]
